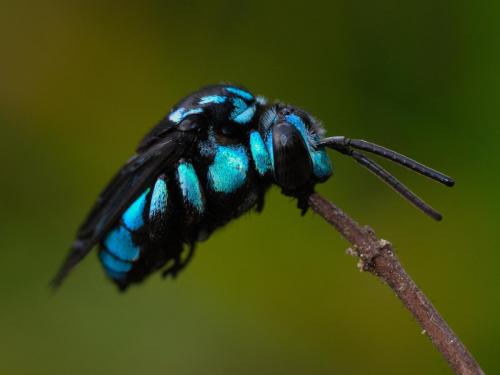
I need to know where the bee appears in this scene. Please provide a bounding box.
[53,84,454,290]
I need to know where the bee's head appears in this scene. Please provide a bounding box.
[260,104,332,194]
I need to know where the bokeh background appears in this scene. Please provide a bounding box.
[1,1,499,374]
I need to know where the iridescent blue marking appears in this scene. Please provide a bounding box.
[311,149,332,178]
[169,108,185,123]
[182,108,203,119]
[226,87,253,101]
[122,189,149,231]
[234,104,256,124]
[249,131,272,176]
[169,107,203,124]
[100,251,132,273]
[199,95,227,104]
[285,114,309,144]
[104,226,140,261]
[230,97,246,117]
[177,162,204,213]
[149,178,168,218]
[285,114,332,179]
[230,98,256,124]
[208,145,249,193]
[265,129,275,170]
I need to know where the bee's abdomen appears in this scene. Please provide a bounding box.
[98,162,205,289]
[99,189,148,284]
[98,152,269,289]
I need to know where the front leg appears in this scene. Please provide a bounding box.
[297,194,310,216]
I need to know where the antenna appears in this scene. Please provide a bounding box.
[318,136,454,220]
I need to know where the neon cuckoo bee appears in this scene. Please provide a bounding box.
[52,84,454,290]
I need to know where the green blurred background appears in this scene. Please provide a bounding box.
[1,1,499,374]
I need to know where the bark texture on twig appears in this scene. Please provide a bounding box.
[308,192,484,375]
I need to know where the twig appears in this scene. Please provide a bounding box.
[308,192,484,375]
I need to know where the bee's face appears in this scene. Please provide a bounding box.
[260,104,332,193]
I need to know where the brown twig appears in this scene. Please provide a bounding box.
[308,192,484,375]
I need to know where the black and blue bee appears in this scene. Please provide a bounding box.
[52,84,454,290]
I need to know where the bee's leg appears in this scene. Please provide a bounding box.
[297,195,309,216]
[254,186,267,213]
[162,244,196,278]
[280,187,311,216]
[295,186,314,216]
[255,195,265,213]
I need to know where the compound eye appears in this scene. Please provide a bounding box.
[272,122,313,190]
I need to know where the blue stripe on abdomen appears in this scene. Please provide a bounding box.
[208,145,249,193]
[122,189,150,231]
[149,177,168,218]
[100,251,132,274]
[104,226,140,262]
[177,162,204,214]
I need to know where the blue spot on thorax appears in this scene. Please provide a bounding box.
[122,189,149,231]
[208,145,249,194]
[199,95,227,104]
[177,162,204,213]
[230,97,256,124]
[249,131,272,176]
[226,87,254,101]
[104,226,140,262]
[149,178,168,217]
[169,107,203,124]
[169,108,185,123]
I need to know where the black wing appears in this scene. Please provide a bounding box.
[52,129,195,287]
[136,117,177,153]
